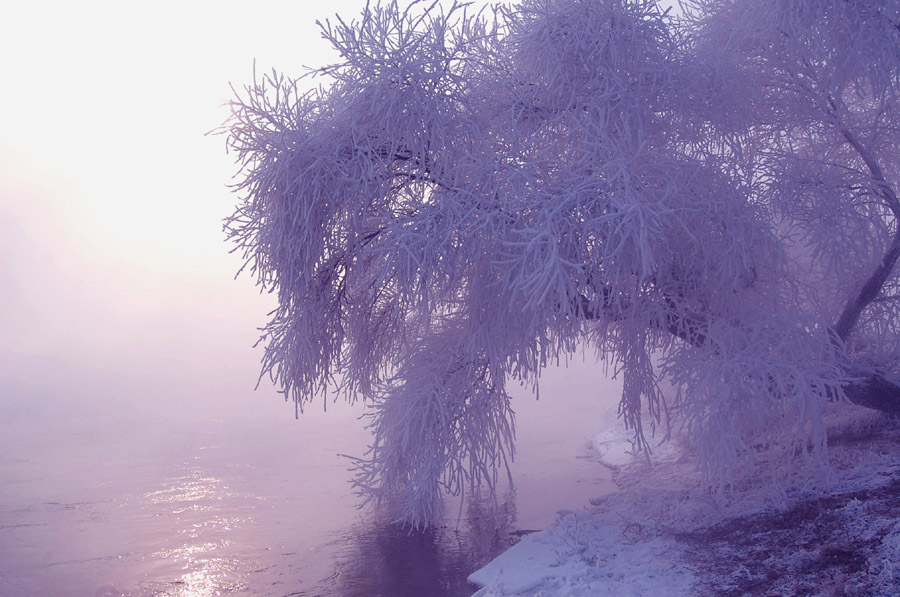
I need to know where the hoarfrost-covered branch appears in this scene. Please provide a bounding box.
[223,0,900,526]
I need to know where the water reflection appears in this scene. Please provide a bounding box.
[151,561,248,597]
[143,469,228,512]
[130,464,253,597]
[328,490,521,597]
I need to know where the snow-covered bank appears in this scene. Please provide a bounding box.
[470,406,900,596]
[469,508,695,596]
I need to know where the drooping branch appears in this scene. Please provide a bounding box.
[580,288,900,416]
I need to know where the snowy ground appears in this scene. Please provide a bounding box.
[469,405,900,596]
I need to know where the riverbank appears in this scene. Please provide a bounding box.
[470,405,900,596]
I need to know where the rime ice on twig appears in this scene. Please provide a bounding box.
[223,0,900,526]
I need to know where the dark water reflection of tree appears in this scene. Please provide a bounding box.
[326,490,523,597]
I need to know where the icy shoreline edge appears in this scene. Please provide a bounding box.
[469,407,900,596]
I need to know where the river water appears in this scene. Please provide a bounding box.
[0,354,619,597]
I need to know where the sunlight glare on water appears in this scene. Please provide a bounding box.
[141,470,248,596]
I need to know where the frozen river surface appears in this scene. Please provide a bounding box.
[0,358,617,597]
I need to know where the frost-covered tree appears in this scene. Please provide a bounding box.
[223,0,900,527]
[684,0,900,408]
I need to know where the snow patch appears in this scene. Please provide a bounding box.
[469,509,695,596]
[590,428,637,468]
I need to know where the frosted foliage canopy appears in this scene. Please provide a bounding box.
[225,0,900,526]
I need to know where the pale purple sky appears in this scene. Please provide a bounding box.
[0,1,370,392]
